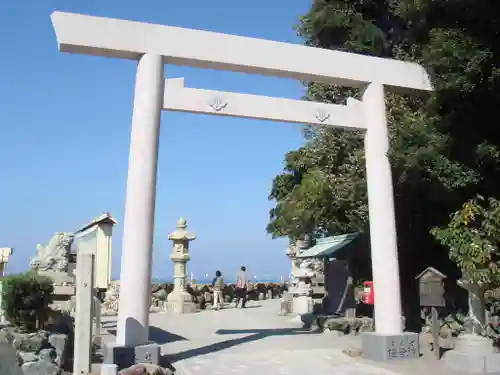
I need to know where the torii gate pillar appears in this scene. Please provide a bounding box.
[116,54,164,346]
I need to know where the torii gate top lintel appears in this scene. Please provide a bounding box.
[51,11,432,93]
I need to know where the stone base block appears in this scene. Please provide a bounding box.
[279,300,292,315]
[292,295,313,315]
[282,292,293,302]
[442,335,499,373]
[442,350,500,374]
[361,332,419,361]
[164,301,197,314]
[103,342,160,371]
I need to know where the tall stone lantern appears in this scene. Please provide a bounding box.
[165,218,197,313]
[285,235,311,293]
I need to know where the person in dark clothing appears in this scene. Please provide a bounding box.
[235,266,248,308]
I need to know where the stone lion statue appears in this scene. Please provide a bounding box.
[30,232,74,272]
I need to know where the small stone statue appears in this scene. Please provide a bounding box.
[30,232,74,273]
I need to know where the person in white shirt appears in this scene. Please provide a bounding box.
[211,270,224,311]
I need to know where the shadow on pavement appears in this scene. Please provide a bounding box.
[105,325,188,345]
[164,327,318,363]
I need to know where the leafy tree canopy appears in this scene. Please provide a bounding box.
[268,0,481,244]
[431,196,500,287]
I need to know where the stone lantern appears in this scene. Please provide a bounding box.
[0,247,12,277]
[165,218,197,313]
[286,235,311,294]
[292,260,316,318]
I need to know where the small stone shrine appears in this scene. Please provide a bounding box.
[0,247,13,323]
[165,217,197,313]
[29,232,76,312]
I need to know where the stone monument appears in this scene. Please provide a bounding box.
[165,218,197,313]
[0,247,13,323]
[29,232,76,311]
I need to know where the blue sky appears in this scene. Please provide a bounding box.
[0,0,311,281]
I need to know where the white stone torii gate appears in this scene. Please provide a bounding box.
[50,11,432,353]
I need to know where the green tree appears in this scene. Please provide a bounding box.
[267,3,500,329]
[431,196,500,287]
[268,0,475,250]
[431,196,500,334]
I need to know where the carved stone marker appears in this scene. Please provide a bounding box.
[73,252,95,375]
[0,247,13,323]
[165,218,197,314]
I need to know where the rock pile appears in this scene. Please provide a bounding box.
[100,281,286,315]
[102,281,120,316]
[118,363,174,375]
[0,326,69,375]
[319,316,374,335]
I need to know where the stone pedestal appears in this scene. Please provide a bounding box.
[37,272,76,312]
[443,334,500,373]
[361,332,420,361]
[292,295,313,316]
[164,295,196,314]
[104,342,161,371]
[165,218,197,314]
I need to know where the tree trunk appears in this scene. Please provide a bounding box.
[457,279,487,335]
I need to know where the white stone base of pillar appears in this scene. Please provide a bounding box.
[442,334,500,373]
[164,291,197,314]
[361,332,420,361]
[292,295,313,316]
[103,341,161,370]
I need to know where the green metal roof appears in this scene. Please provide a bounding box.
[296,233,359,259]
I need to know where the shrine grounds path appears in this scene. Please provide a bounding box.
[95,299,462,375]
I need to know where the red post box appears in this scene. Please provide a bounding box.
[362,281,374,305]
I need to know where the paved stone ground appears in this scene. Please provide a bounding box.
[96,300,462,375]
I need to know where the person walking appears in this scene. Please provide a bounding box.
[211,270,224,311]
[235,266,248,308]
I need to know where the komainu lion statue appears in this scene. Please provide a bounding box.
[29,232,74,272]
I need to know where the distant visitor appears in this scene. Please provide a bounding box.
[235,266,249,308]
[211,270,224,311]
